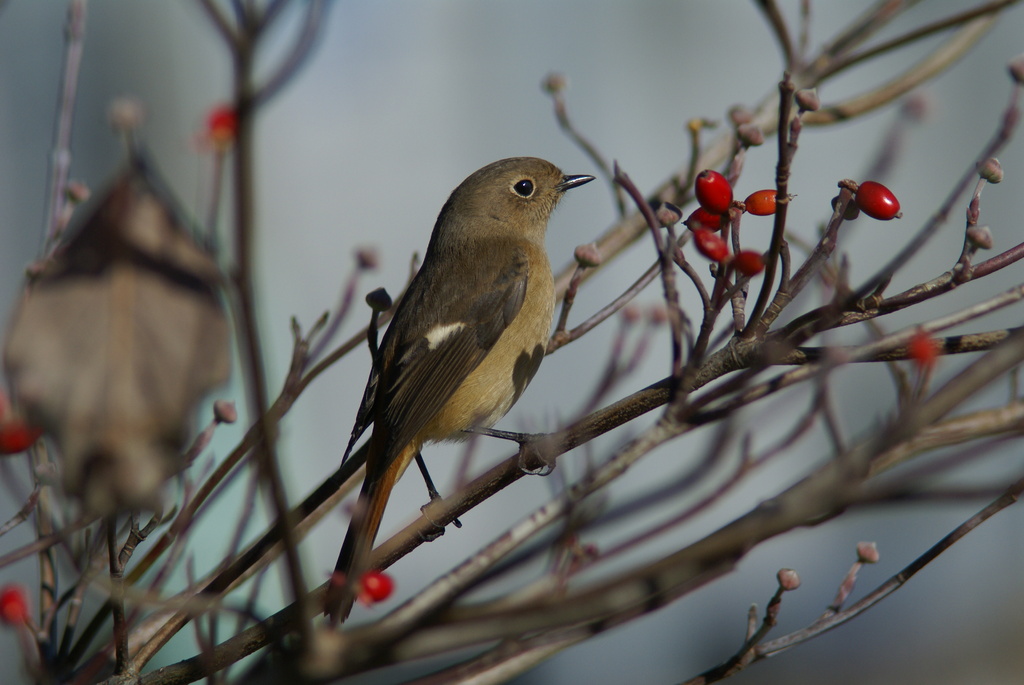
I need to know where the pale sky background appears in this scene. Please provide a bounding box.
[2,2,1024,684]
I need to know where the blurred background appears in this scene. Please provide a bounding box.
[2,2,1024,683]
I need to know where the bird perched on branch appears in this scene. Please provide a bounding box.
[325,157,593,621]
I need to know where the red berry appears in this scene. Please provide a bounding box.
[206,105,237,147]
[692,229,729,263]
[0,585,29,625]
[733,250,765,276]
[0,419,42,454]
[358,570,394,605]
[743,189,777,216]
[684,207,724,232]
[907,330,939,371]
[694,169,733,214]
[855,181,901,220]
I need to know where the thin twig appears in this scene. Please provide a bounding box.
[615,166,686,396]
[227,41,312,653]
[818,0,1021,81]
[195,0,237,48]
[755,473,1024,661]
[852,80,1021,304]
[547,77,625,217]
[816,0,915,64]
[804,16,1000,126]
[253,0,329,104]
[0,487,39,538]
[106,518,128,676]
[755,0,796,69]
[43,0,86,250]
[743,75,795,338]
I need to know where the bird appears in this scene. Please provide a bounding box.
[324,157,594,621]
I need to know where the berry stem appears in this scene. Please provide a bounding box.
[742,74,796,339]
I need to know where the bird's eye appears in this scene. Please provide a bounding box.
[512,179,534,197]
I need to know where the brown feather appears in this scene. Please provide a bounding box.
[325,158,593,622]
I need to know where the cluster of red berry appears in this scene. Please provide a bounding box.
[684,169,901,276]
[685,169,766,276]
[682,168,931,368]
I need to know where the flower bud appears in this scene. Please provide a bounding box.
[108,97,146,131]
[213,400,237,424]
[728,105,754,126]
[831,193,860,221]
[620,304,642,324]
[655,202,683,228]
[736,123,764,147]
[647,304,668,326]
[795,88,820,112]
[1008,53,1024,85]
[777,568,801,591]
[901,92,930,123]
[978,157,1003,184]
[65,181,91,205]
[966,225,994,250]
[365,287,393,312]
[355,247,379,270]
[574,242,603,268]
[542,72,567,94]
[856,541,879,564]
[687,118,716,135]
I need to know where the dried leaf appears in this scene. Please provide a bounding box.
[3,157,230,513]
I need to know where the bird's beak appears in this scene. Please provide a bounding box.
[557,174,596,192]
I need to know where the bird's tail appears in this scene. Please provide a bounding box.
[325,439,416,623]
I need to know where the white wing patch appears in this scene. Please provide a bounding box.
[424,322,466,349]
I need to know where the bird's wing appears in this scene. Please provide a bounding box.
[340,365,377,464]
[372,249,529,473]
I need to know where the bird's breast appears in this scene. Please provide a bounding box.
[419,246,554,442]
